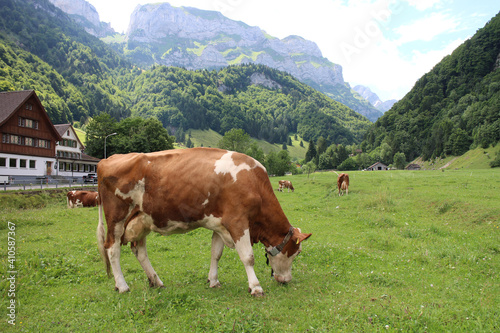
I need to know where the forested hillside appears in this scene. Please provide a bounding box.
[0,0,371,148]
[362,11,500,163]
[128,64,370,145]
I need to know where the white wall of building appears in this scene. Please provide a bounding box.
[0,153,55,177]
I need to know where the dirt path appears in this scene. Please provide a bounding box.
[439,157,458,169]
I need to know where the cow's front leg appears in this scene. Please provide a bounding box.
[130,237,164,288]
[234,229,264,296]
[208,232,224,288]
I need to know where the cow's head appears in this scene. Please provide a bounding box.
[266,228,311,284]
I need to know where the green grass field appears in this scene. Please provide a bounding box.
[180,129,309,160]
[1,169,499,332]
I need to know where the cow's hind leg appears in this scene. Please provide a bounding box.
[130,237,164,288]
[208,231,224,288]
[107,223,130,293]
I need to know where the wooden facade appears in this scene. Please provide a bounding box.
[1,90,61,158]
[1,90,63,177]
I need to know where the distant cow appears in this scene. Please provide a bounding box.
[96,148,311,296]
[67,190,98,208]
[337,173,349,196]
[278,180,295,192]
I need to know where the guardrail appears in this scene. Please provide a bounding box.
[1,179,97,191]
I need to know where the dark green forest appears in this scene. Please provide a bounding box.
[361,11,500,164]
[0,0,370,149]
[1,0,499,170]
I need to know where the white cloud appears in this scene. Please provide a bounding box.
[394,12,459,44]
[405,0,442,11]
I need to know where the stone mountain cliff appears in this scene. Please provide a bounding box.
[353,85,397,113]
[49,0,114,37]
[125,3,382,121]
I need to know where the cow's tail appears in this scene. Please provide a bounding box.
[97,198,111,277]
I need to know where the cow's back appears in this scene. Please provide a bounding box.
[98,148,278,230]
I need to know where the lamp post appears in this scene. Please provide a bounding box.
[104,132,117,159]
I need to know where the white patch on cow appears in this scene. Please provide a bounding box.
[115,178,146,210]
[214,151,251,182]
[234,229,263,295]
[149,214,235,248]
[202,192,210,206]
[108,222,130,293]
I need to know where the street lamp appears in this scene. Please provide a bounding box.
[104,132,117,159]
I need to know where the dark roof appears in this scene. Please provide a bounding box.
[0,90,34,125]
[0,90,62,141]
[54,124,85,149]
[54,124,71,136]
[82,153,100,162]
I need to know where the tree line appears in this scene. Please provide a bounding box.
[361,12,500,164]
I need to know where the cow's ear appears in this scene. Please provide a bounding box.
[294,228,312,244]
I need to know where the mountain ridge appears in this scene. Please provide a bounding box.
[353,85,397,113]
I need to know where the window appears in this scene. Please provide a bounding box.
[25,103,33,110]
[9,159,17,168]
[20,159,27,168]
[29,160,36,169]
[10,135,20,145]
[25,137,33,146]
[38,139,49,148]
[0,158,6,167]
[18,117,38,129]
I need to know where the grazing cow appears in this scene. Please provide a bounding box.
[278,180,295,192]
[67,190,98,208]
[96,148,311,296]
[337,173,349,196]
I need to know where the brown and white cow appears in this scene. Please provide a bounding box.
[278,180,295,192]
[337,173,349,196]
[67,190,98,208]
[96,148,311,296]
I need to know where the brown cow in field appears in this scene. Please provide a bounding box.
[67,190,98,208]
[337,173,349,196]
[278,180,295,192]
[96,148,311,296]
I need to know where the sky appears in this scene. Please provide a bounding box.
[85,0,499,101]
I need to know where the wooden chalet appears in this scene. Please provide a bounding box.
[365,161,389,171]
[405,163,421,170]
[1,90,62,178]
[54,124,99,177]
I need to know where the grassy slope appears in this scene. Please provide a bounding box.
[412,145,500,170]
[188,129,309,160]
[0,169,498,331]
[74,128,86,145]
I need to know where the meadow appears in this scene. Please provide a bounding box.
[0,169,499,332]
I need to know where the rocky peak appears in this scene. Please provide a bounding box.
[353,85,397,113]
[123,3,380,121]
[49,0,114,37]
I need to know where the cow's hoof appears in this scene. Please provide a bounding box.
[249,287,264,297]
[208,279,221,288]
[115,286,130,293]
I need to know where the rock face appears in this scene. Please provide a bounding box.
[353,85,397,113]
[49,0,114,37]
[126,3,345,86]
[124,3,386,120]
